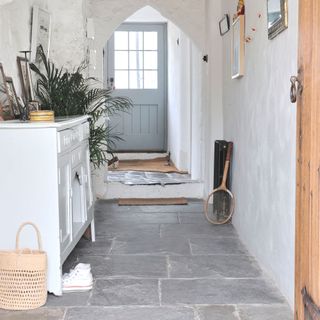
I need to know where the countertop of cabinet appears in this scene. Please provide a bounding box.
[0,115,90,130]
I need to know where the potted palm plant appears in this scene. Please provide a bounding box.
[30,47,132,168]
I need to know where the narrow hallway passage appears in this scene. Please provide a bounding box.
[0,200,293,319]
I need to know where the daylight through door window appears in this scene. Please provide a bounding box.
[114,31,158,89]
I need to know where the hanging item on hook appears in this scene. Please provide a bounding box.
[234,0,245,20]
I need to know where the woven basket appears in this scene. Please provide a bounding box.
[0,222,47,310]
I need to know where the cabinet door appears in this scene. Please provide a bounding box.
[58,154,72,253]
[83,145,93,217]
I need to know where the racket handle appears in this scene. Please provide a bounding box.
[226,142,233,161]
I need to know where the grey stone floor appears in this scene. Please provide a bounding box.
[0,200,293,319]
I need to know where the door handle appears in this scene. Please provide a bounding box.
[75,171,83,185]
[107,77,115,90]
[290,76,303,103]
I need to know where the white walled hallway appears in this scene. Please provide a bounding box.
[0,0,297,311]
[91,2,223,196]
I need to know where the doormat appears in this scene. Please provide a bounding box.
[109,157,187,174]
[118,198,188,206]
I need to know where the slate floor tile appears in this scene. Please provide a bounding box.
[169,255,261,278]
[178,212,209,224]
[96,212,179,224]
[238,305,293,320]
[111,236,191,255]
[190,237,248,255]
[161,279,285,305]
[46,292,91,307]
[108,255,168,278]
[2,200,294,320]
[138,203,204,213]
[65,306,195,320]
[0,308,66,320]
[73,237,113,256]
[95,223,160,238]
[161,224,237,238]
[89,279,159,306]
[196,305,238,320]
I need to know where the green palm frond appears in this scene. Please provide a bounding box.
[30,46,132,168]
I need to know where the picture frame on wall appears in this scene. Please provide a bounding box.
[231,15,245,79]
[30,6,51,63]
[5,77,21,117]
[0,63,14,120]
[267,0,288,40]
[219,14,230,36]
[17,56,34,103]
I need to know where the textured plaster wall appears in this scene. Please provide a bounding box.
[221,0,298,306]
[167,22,191,171]
[48,0,87,69]
[0,0,47,96]
[0,0,87,97]
[167,23,204,176]
[202,0,224,195]
[88,0,205,80]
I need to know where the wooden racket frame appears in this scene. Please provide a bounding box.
[204,142,235,225]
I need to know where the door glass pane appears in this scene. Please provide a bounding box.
[144,32,158,50]
[114,31,128,50]
[144,71,158,89]
[129,32,143,50]
[115,70,128,89]
[144,51,158,70]
[129,70,143,89]
[115,51,128,69]
[129,51,143,70]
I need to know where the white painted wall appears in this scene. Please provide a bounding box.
[0,0,47,97]
[0,0,87,98]
[88,0,205,81]
[167,23,204,177]
[167,22,191,171]
[125,5,167,23]
[220,0,298,306]
[202,0,224,195]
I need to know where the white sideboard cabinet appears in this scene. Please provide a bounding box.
[0,116,95,295]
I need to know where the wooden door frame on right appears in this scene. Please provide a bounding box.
[295,0,320,319]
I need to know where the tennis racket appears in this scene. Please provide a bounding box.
[204,142,235,224]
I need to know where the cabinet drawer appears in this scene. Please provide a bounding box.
[57,122,89,153]
[57,129,73,153]
[71,147,84,167]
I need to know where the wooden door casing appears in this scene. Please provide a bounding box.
[295,1,320,319]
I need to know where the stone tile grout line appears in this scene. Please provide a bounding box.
[234,305,242,319]
[158,279,162,306]
[62,307,68,320]
[107,239,115,255]
[188,238,194,255]
[166,255,171,278]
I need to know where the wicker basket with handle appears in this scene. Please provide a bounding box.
[0,222,47,310]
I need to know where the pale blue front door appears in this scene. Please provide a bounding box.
[107,23,167,151]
